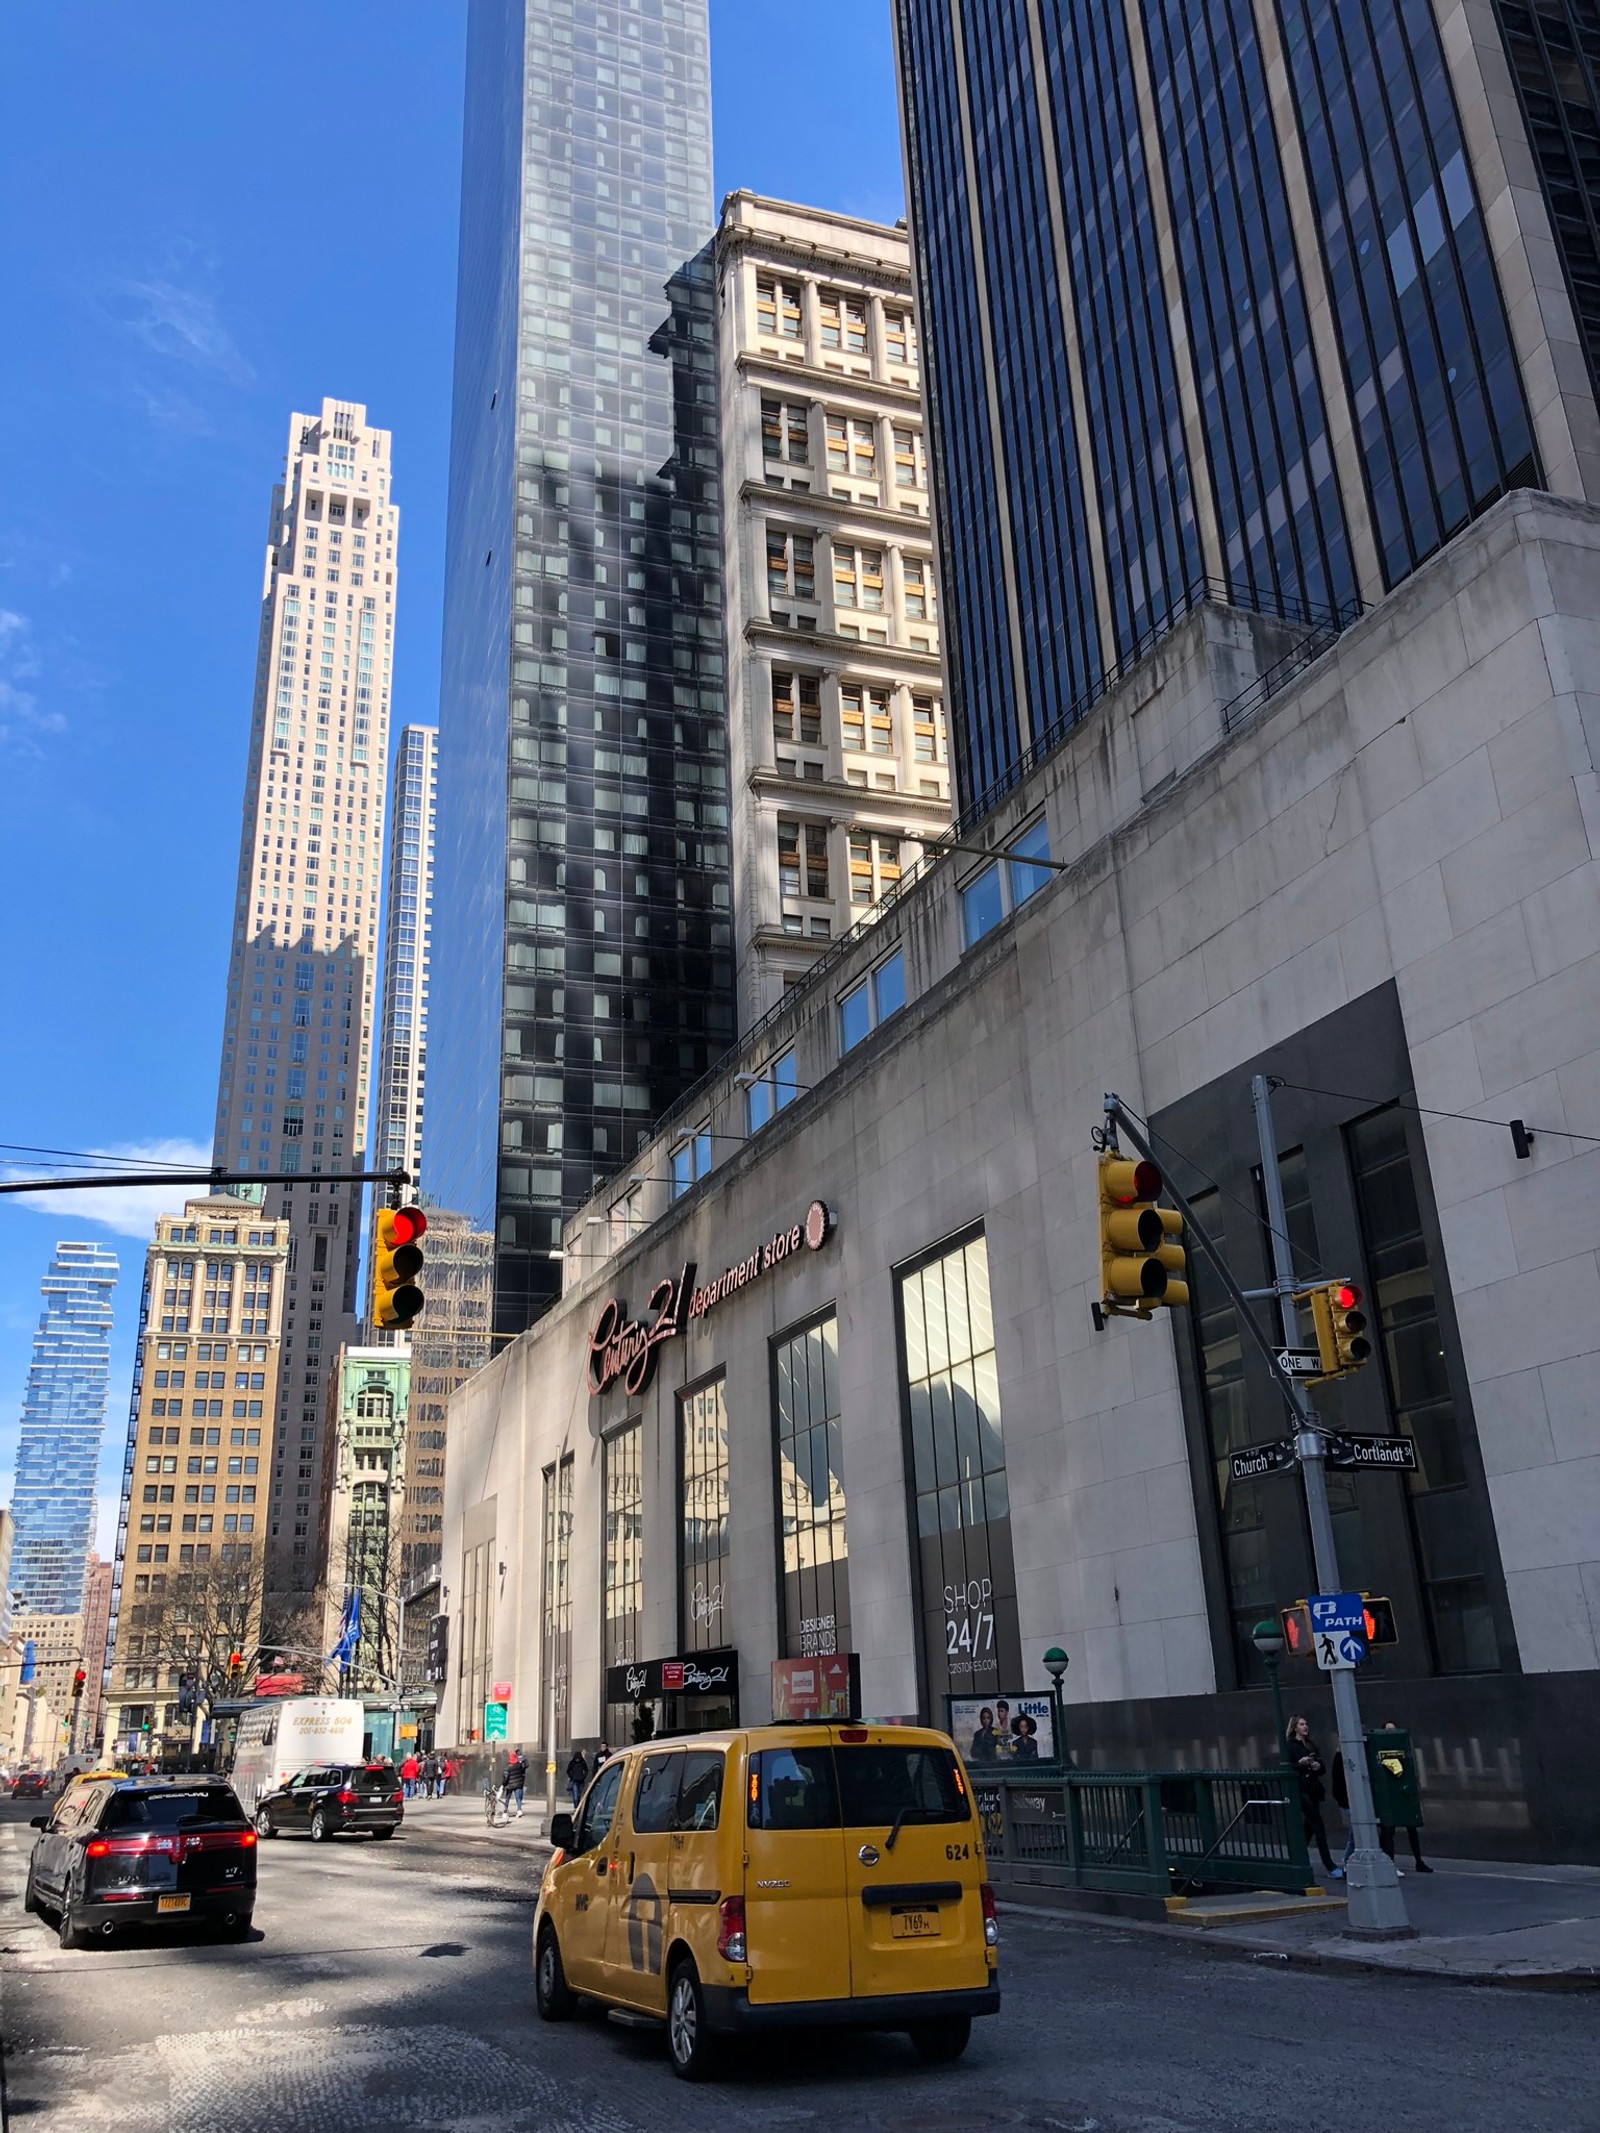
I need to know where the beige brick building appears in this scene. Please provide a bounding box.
[715,194,951,1036]
[103,1193,288,1759]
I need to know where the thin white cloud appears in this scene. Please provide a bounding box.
[0,609,65,751]
[106,266,254,387]
[4,1137,215,1240]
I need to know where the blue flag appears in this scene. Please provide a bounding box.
[330,1590,361,1668]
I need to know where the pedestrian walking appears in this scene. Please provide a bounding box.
[1286,1715,1341,1878]
[420,1752,438,1800]
[594,1740,611,1769]
[434,1755,448,1800]
[504,1746,528,1818]
[442,1754,459,1796]
[400,1751,420,1800]
[565,1745,590,1808]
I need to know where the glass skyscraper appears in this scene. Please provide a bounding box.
[429,0,734,1336]
[892,0,1600,811]
[375,724,436,1185]
[10,1241,117,1613]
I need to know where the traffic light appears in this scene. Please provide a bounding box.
[228,1650,245,1690]
[71,1667,86,1700]
[1362,1596,1398,1647]
[1280,1602,1313,1659]
[1097,1154,1187,1318]
[371,1203,428,1329]
[1300,1280,1373,1380]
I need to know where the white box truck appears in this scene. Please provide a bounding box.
[226,1697,365,1811]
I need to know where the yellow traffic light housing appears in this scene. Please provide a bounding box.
[1300,1280,1372,1380]
[1098,1154,1188,1318]
[371,1203,428,1329]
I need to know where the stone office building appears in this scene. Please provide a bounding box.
[442,491,1600,1857]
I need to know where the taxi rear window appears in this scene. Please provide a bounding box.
[747,1743,969,1831]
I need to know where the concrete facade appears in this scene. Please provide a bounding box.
[442,491,1600,1851]
[716,193,950,1029]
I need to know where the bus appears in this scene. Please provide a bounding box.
[226,1697,365,1811]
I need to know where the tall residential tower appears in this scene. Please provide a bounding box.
[10,1241,117,1613]
[892,0,1600,808]
[210,399,398,1595]
[428,0,734,1338]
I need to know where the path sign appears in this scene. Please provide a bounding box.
[1328,1433,1418,1471]
[484,1700,508,1741]
[1230,1438,1297,1481]
[1275,1348,1323,1378]
[1309,1591,1366,1670]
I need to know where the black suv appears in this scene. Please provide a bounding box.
[253,1762,404,1842]
[25,1777,256,1949]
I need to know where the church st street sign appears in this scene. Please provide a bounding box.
[586,1200,834,1396]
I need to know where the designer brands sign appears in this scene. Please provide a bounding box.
[587,1199,833,1396]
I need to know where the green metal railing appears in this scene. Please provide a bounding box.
[983,1768,1314,1899]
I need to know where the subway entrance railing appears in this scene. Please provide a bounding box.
[975,1768,1316,1900]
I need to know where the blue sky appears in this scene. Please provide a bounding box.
[0,1,907,1551]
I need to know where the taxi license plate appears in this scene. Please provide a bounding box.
[890,1907,940,1939]
[157,1894,191,1914]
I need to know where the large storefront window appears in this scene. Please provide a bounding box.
[603,1421,642,1692]
[458,1536,493,1744]
[774,1312,849,1657]
[897,1231,1020,1709]
[1348,1107,1501,1673]
[541,1455,573,1753]
[680,1376,729,1653]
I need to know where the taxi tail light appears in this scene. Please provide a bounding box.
[980,1883,998,1948]
[716,1894,747,1964]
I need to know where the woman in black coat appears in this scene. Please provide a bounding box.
[1286,1714,1340,1877]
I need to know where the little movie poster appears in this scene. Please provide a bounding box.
[949,1692,1055,1766]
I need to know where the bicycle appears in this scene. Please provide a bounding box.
[483,1779,509,1828]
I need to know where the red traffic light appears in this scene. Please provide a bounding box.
[71,1668,86,1696]
[229,1650,244,1669]
[1334,1283,1361,1310]
[391,1206,428,1247]
[1109,1159,1161,1204]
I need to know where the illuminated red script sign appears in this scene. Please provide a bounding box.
[587,1201,834,1396]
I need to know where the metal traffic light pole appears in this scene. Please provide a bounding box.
[1249,1074,1411,1938]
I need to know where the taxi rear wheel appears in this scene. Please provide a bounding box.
[666,1960,720,2082]
[534,1923,574,2021]
[908,2016,971,2064]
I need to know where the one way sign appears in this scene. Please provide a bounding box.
[1309,1591,1367,1670]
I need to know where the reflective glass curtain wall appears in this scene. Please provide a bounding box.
[11,1242,118,1613]
[773,1313,850,1659]
[431,0,734,1338]
[679,1376,728,1652]
[892,0,1543,810]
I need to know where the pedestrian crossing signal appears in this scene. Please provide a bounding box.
[1362,1596,1398,1647]
[1279,1602,1313,1658]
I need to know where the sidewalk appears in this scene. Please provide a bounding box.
[393,1790,554,1852]
[1002,1856,1600,1990]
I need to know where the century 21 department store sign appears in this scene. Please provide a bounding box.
[586,1200,834,1397]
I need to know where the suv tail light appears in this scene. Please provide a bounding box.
[716,1895,747,1964]
[980,1882,998,1948]
[390,1791,404,1805]
[337,1789,358,1806]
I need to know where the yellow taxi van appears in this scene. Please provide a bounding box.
[533,1721,1000,2080]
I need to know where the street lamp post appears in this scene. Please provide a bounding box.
[1042,1646,1070,1769]
[1252,1619,1290,1769]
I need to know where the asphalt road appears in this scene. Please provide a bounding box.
[1,1796,1595,2133]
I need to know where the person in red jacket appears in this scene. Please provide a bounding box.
[400,1752,421,1799]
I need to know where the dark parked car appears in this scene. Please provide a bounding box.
[253,1762,404,1842]
[25,1777,256,1949]
[12,1771,47,1800]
